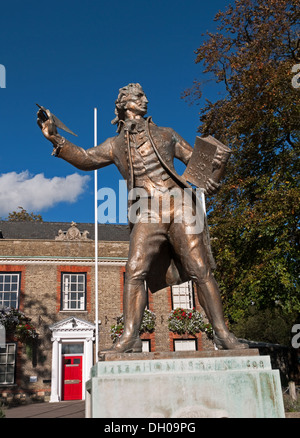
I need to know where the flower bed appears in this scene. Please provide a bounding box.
[168,307,213,337]
[110,309,156,342]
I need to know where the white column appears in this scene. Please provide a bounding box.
[83,337,94,400]
[50,338,60,402]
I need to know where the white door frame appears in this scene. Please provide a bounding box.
[49,317,95,402]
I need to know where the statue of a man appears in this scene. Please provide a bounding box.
[37,83,247,352]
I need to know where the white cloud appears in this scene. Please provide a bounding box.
[0,171,90,216]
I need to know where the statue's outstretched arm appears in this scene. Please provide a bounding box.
[55,137,114,171]
[37,111,114,171]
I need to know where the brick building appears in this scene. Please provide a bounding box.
[0,220,213,403]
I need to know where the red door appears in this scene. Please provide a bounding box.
[62,356,83,400]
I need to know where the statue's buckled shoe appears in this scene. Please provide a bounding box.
[214,332,249,350]
[103,337,143,354]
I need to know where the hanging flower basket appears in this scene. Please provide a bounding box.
[168,307,213,337]
[110,309,156,343]
[0,307,38,344]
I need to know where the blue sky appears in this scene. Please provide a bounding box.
[0,0,231,224]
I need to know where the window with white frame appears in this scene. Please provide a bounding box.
[0,273,20,309]
[142,340,151,352]
[0,343,16,384]
[174,339,197,352]
[61,273,86,311]
[171,281,194,309]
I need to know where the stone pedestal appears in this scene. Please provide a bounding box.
[86,349,285,418]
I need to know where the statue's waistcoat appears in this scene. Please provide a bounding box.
[113,120,178,192]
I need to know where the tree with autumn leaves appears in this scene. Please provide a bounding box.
[184,0,300,343]
[6,206,43,222]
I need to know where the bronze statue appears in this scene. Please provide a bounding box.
[37,83,247,351]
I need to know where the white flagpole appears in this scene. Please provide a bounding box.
[94,108,99,362]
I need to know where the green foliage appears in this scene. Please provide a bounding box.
[0,307,38,343]
[184,0,300,325]
[231,306,298,345]
[110,309,156,342]
[7,206,43,222]
[283,393,300,413]
[0,404,5,418]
